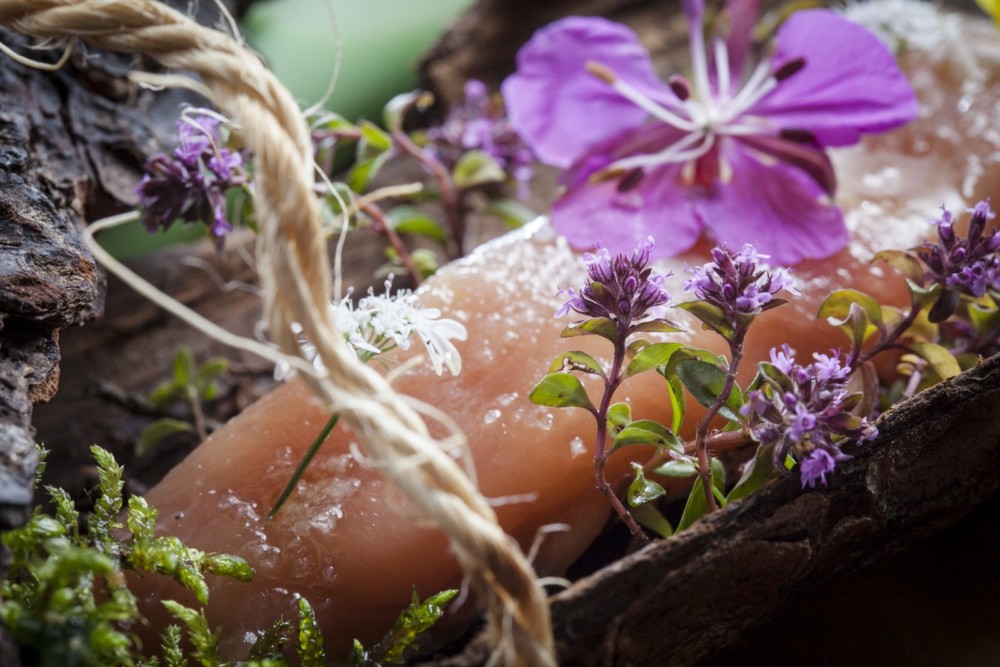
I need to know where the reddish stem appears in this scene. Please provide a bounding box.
[692,340,745,512]
[642,429,753,475]
[362,202,422,287]
[594,335,650,545]
[391,130,464,257]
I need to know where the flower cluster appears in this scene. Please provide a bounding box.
[742,345,878,488]
[557,236,671,331]
[277,277,467,380]
[136,112,248,237]
[502,3,917,263]
[684,244,797,337]
[917,200,999,299]
[426,79,534,195]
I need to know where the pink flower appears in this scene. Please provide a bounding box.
[502,2,918,264]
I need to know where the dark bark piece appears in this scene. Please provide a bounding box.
[416,354,1000,666]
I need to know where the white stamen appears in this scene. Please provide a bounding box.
[688,12,712,101]
[714,37,731,101]
[721,59,776,122]
[717,120,771,136]
[607,131,714,172]
[610,77,699,133]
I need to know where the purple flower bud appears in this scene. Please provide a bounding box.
[684,243,796,339]
[426,79,534,198]
[918,199,999,301]
[558,237,672,329]
[800,449,837,488]
[136,112,248,237]
[742,346,875,487]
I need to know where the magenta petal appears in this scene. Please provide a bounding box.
[749,10,918,147]
[502,17,674,168]
[552,165,702,258]
[696,142,848,264]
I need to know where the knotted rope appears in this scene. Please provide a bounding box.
[0,1,555,664]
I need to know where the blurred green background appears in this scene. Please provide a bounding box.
[104,0,473,258]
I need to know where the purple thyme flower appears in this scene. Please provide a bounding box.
[426,79,534,197]
[557,236,672,331]
[916,200,999,299]
[741,346,877,488]
[136,112,248,237]
[502,4,918,264]
[684,243,798,336]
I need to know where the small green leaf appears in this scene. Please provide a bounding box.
[677,300,735,339]
[818,288,884,328]
[194,358,229,396]
[606,402,632,437]
[370,588,458,664]
[247,617,293,661]
[173,348,196,388]
[629,318,685,334]
[547,350,606,377]
[161,625,185,667]
[676,478,711,532]
[357,120,392,153]
[653,459,698,478]
[613,420,683,453]
[873,249,926,283]
[386,206,448,245]
[161,600,222,667]
[665,374,685,434]
[126,495,158,541]
[627,463,666,506]
[624,342,685,379]
[382,90,429,131]
[204,554,254,583]
[297,597,325,667]
[309,110,355,134]
[136,418,195,457]
[561,317,619,342]
[907,342,961,380]
[149,381,181,409]
[348,151,392,193]
[757,361,795,394]
[452,150,507,189]
[711,456,726,495]
[528,373,595,412]
[483,198,538,229]
[90,445,125,557]
[675,360,744,423]
[928,288,960,323]
[903,278,940,310]
[631,502,674,539]
[968,300,1000,336]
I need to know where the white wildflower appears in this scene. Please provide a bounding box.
[274,277,467,380]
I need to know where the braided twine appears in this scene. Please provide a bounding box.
[0,1,556,664]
